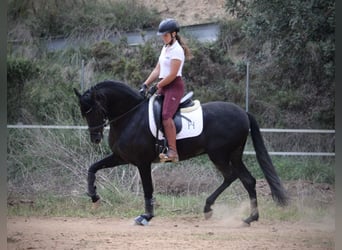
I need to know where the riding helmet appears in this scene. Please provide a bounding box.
[157,18,180,35]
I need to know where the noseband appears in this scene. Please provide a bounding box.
[88,120,108,133]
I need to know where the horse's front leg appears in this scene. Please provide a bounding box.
[134,164,155,226]
[87,153,127,203]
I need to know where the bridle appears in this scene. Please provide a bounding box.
[86,98,148,133]
[83,106,107,140]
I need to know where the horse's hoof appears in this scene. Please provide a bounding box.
[134,215,149,226]
[241,220,251,227]
[92,199,100,210]
[204,210,213,220]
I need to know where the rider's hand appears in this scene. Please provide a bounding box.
[148,85,158,96]
[139,83,147,97]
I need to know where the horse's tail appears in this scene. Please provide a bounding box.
[247,113,289,206]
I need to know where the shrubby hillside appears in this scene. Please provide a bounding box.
[7,0,334,129]
[6,0,335,202]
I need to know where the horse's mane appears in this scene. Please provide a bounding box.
[88,80,143,103]
[79,80,142,115]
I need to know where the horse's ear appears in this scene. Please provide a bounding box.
[74,88,82,99]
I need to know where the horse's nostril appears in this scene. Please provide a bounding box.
[91,136,102,144]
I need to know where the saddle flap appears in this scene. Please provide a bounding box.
[153,95,182,134]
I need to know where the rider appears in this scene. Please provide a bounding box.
[141,18,192,162]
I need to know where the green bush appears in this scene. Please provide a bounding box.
[91,40,117,72]
[22,81,81,124]
[7,57,40,123]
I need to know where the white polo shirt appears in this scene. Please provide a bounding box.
[158,40,185,78]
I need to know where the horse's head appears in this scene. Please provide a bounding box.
[74,87,107,144]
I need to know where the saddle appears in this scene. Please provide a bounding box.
[153,91,195,134]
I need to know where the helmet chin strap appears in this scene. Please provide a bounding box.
[166,33,176,46]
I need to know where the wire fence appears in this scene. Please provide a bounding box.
[7,125,335,157]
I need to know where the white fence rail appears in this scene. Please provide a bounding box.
[7,125,335,157]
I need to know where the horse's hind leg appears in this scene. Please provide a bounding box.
[204,171,237,219]
[204,151,238,219]
[231,155,259,225]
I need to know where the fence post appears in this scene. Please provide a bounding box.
[80,59,85,92]
[245,61,250,112]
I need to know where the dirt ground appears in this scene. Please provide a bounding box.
[7,181,336,249]
[7,212,334,250]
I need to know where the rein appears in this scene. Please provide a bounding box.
[88,98,148,131]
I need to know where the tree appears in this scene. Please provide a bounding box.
[225,0,335,127]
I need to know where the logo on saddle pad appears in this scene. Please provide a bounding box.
[148,93,203,140]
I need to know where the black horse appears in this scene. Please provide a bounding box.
[74,80,288,226]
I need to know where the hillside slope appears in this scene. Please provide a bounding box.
[136,0,229,26]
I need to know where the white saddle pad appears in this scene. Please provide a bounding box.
[148,94,203,140]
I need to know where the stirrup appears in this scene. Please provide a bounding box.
[159,149,179,163]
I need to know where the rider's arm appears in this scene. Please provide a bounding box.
[157,59,181,89]
[144,62,160,86]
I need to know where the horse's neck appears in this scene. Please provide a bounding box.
[106,90,142,119]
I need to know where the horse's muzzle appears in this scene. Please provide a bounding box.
[90,132,103,144]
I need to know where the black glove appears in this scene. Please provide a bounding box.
[139,83,147,97]
[148,85,158,96]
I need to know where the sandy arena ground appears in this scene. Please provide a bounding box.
[7,213,334,250]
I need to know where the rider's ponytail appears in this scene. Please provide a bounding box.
[175,34,193,60]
